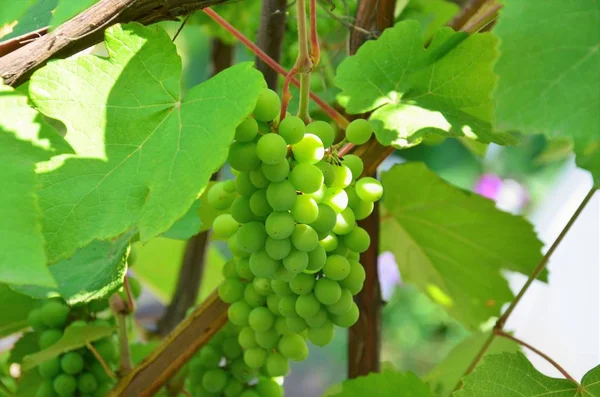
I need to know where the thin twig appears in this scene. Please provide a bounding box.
[461,3,502,33]
[317,1,372,35]
[87,342,118,380]
[172,15,191,42]
[280,68,298,120]
[110,294,133,375]
[123,275,136,313]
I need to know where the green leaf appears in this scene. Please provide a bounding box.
[9,332,39,364]
[50,0,98,28]
[456,353,600,397]
[11,231,132,304]
[381,163,544,327]
[335,21,516,148]
[15,369,43,397]
[424,331,520,396]
[327,371,434,397]
[1,0,57,40]
[0,285,36,338]
[0,0,36,32]
[162,200,202,240]
[130,341,160,365]
[493,0,600,183]
[188,0,261,45]
[22,324,115,370]
[399,0,460,40]
[29,23,265,263]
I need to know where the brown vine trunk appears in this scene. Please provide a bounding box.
[256,0,287,89]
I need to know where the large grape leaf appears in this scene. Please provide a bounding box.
[493,0,600,184]
[29,23,265,263]
[11,231,133,304]
[326,371,434,397]
[0,285,36,338]
[424,331,520,396]
[334,21,516,149]
[381,163,544,327]
[456,353,600,397]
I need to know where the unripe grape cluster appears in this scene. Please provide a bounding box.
[204,88,382,393]
[26,298,119,397]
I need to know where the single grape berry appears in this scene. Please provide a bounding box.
[202,368,228,393]
[61,352,85,375]
[345,118,372,144]
[306,120,335,148]
[40,301,70,328]
[256,133,288,165]
[77,372,98,394]
[292,133,324,164]
[355,177,383,202]
[342,154,364,179]
[289,163,323,194]
[278,116,305,144]
[235,117,259,142]
[228,141,261,172]
[38,357,61,379]
[278,333,308,361]
[253,89,280,122]
[53,374,77,397]
[39,329,63,349]
[27,308,45,331]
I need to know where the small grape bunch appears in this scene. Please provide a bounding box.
[209,87,382,383]
[26,298,119,397]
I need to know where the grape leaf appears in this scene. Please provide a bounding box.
[29,23,265,263]
[493,0,600,184]
[327,371,434,397]
[11,231,132,304]
[8,332,39,364]
[50,0,98,28]
[15,369,43,397]
[381,163,544,327]
[456,353,600,397]
[188,0,261,45]
[424,331,520,396]
[162,199,202,240]
[1,0,57,40]
[0,0,36,32]
[0,285,36,338]
[399,0,460,40]
[22,324,115,370]
[334,21,517,148]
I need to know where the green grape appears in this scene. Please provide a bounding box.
[256,378,284,397]
[271,280,293,296]
[222,337,243,359]
[289,163,323,194]
[278,295,298,317]
[240,389,261,397]
[39,329,63,349]
[341,261,366,295]
[38,357,61,379]
[265,211,295,240]
[235,117,259,142]
[265,237,292,260]
[27,308,45,331]
[319,234,338,252]
[289,273,315,295]
[278,116,305,144]
[93,338,118,364]
[243,347,267,369]
[306,120,335,148]
[286,316,308,333]
[316,161,336,186]
[323,187,348,213]
[292,133,324,164]
[266,294,281,315]
[257,133,288,165]
[35,381,55,397]
[331,165,353,189]
[306,245,327,273]
[228,301,252,326]
[223,259,239,279]
[295,293,321,318]
[255,328,280,349]
[282,249,308,273]
[343,227,370,253]
[90,361,111,383]
[291,224,319,252]
[253,89,280,122]
[258,120,272,135]
[77,373,98,394]
[218,278,245,303]
[40,301,70,328]
[278,334,308,361]
[291,195,319,224]
[228,235,245,257]
[266,180,297,211]
[355,177,383,202]
[198,345,222,367]
[342,154,363,179]
[249,251,279,277]
[347,250,360,261]
[305,307,329,328]
[93,382,115,397]
[228,141,260,172]
[244,283,267,307]
[212,214,239,240]
[248,307,275,332]
[306,183,326,203]
[265,353,290,377]
[60,352,84,375]
[273,266,296,282]
[224,378,245,397]
[237,222,267,253]
[314,278,342,305]
[332,208,356,235]
[69,320,87,328]
[253,277,272,296]
[230,358,256,383]
[235,258,254,280]
[250,168,270,188]
[249,189,272,217]
[310,204,337,234]
[345,118,372,144]
[235,172,257,195]
[231,196,257,223]
[274,316,292,336]
[53,374,77,397]
[202,369,228,393]
[262,160,289,182]
[307,321,335,346]
[208,182,235,210]
[323,255,351,281]
[351,197,374,221]
[332,302,360,327]
[223,179,236,193]
[238,326,258,349]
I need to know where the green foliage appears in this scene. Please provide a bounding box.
[29,23,265,263]
[1,0,57,40]
[457,353,600,396]
[50,0,98,28]
[189,0,261,45]
[335,21,516,148]
[162,200,203,240]
[327,371,434,397]
[9,332,39,365]
[381,163,544,327]
[0,286,36,338]
[494,0,600,184]
[398,0,460,40]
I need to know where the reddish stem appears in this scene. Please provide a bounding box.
[309,0,320,66]
[337,142,356,157]
[202,8,348,128]
[280,68,298,121]
[123,275,136,313]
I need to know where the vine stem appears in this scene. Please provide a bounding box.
[86,342,118,380]
[495,330,579,384]
[202,8,349,128]
[295,0,312,123]
[110,294,133,375]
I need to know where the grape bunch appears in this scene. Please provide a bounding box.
[26,298,119,397]
[203,88,382,394]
